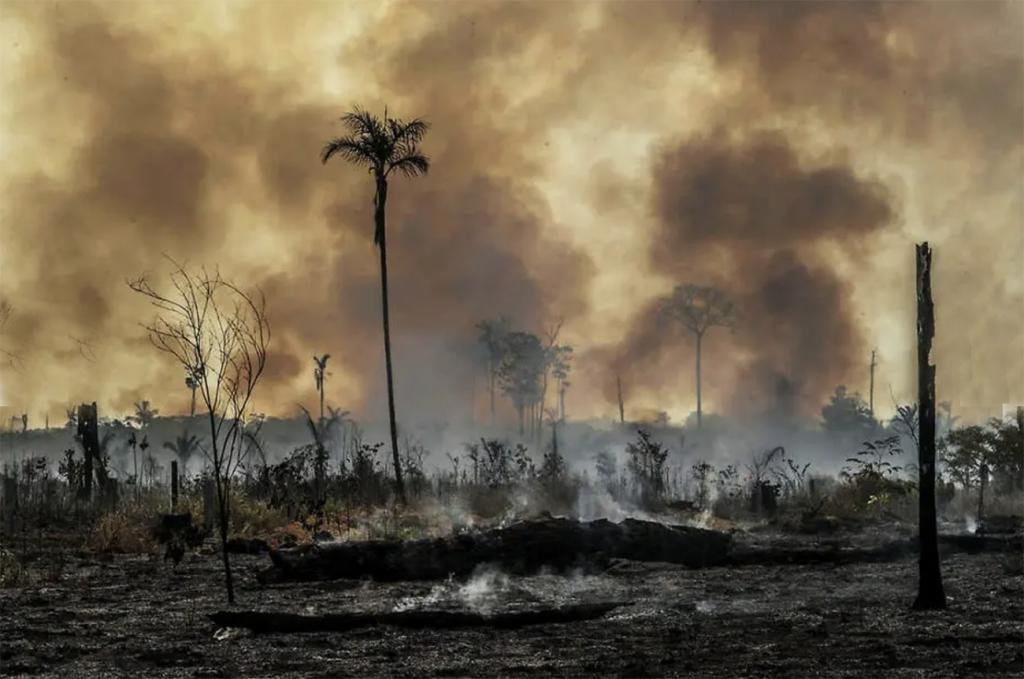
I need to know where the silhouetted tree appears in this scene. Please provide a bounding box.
[551,344,573,421]
[476,317,511,426]
[185,368,202,417]
[132,400,159,429]
[662,284,735,428]
[822,386,877,435]
[0,297,20,372]
[321,107,430,505]
[163,431,202,474]
[497,331,546,436]
[129,260,269,605]
[986,409,1024,492]
[313,354,330,424]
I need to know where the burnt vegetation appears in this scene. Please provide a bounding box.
[1,11,1022,671]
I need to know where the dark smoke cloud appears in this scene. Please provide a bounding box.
[605,131,893,418]
[0,1,593,420]
[1,1,1019,426]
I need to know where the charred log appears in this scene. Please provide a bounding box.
[260,517,732,583]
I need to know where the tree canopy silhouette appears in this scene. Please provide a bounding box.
[662,284,735,428]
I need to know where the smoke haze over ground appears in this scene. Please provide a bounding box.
[0,0,1020,428]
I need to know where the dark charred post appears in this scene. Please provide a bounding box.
[76,403,99,502]
[1017,407,1024,491]
[977,462,988,522]
[616,375,625,424]
[913,242,946,610]
[170,461,179,512]
[203,476,216,533]
[2,473,17,535]
[869,349,877,420]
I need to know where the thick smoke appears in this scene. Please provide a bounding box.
[0,1,593,422]
[0,1,1020,427]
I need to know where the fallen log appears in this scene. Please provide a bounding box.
[260,516,732,583]
[210,601,627,634]
[728,532,1022,567]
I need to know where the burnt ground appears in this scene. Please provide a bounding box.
[2,534,1022,678]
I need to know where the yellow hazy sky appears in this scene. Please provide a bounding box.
[0,1,1021,427]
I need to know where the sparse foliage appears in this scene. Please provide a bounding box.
[128,259,269,604]
[662,284,735,427]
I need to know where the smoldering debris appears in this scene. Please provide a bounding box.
[260,516,732,584]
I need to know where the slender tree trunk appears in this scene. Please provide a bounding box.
[616,375,624,424]
[319,385,325,424]
[171,460,179,512]
[695,332,703,429]
[190,388,197,418]
[489,369,495,427]
[216,474,235,605]
[977,463,988,522]
[204,406,235,604]
[913,242,945,610]
[376,177,406,505]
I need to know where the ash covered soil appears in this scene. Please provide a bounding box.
[2,535,1022,678]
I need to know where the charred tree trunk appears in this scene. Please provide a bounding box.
[170,460,179,512]
[375,175,406,506]
[77,403,99,501]
[913,242,946,610]
[262,516,732,583]
[977,463,988,522]
[616,375,625,425]
[695,332,703,429]
[217,480,235,604]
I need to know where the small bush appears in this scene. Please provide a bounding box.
[88,509,157,553]
[0,547,28,588]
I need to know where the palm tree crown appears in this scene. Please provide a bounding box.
[320,108,430,244]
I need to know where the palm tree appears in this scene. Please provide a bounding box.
[321,107,430,505]
[163,432,202,474]
[313,354,331,423]
[132,400,159,429]
[185,369,202,417]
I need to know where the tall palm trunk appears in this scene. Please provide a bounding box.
[319,384,325,424]
[695,331,703,429]
[375,175,407,505]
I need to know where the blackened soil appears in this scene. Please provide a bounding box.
[2,535,1021,677]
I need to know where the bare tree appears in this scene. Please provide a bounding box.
[321,107,430,505]
[662,284,736,428]
[0,297,22,372]
[128,260,269,604]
